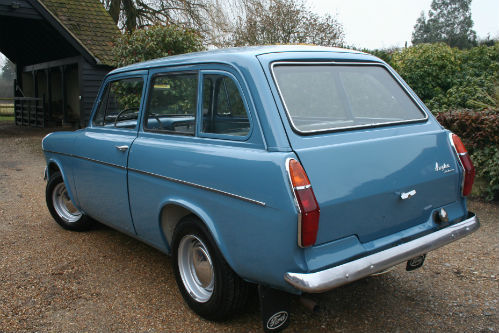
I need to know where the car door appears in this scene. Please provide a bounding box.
[127,67,267,251]
[73,71,148,233]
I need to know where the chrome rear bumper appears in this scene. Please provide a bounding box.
[284,213,479,293]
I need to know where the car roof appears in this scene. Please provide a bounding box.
[109,45,370,75]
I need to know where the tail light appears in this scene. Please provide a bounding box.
[286,158,320,247]
[449,133,475,196]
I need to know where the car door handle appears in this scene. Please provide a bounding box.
[115,145,129,152]
[400,189,416,200]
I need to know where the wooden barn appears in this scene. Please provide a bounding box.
[0,0,119,127]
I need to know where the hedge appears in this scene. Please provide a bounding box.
[437,109,499,200]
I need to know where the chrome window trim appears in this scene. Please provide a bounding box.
[43,150,266,207]
[270,61,429,135]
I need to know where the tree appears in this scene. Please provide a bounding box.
[391,42,498,111]
[231,0,344,47]
[111,24,204,67]
[100,0,345,48]
[0,58,15,98]
[411,0,477,49]
[0,59,15,81]
[100,0,210,32]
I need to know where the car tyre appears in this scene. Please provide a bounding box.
[46,171,92,231]
[172,215,249,321]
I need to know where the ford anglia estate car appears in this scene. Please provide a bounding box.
[42,45,479,331]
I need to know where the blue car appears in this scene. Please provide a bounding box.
[42,46,478,331]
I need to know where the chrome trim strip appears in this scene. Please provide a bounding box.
[44,150,266,207]
[270,61,429,135]
[44,150,73,158]
[44,150,126,170]
[128,168,266,207]
[83,157,125,170]
[284,213,479,293]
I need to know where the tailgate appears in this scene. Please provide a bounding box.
[294,129,461,244]
[263,57,463,245]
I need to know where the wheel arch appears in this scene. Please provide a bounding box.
[158,199,236,272]
[46,158,80,210]
[46,161,61,179]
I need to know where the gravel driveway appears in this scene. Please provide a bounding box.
[0,121,497,332]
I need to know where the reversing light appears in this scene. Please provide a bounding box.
[450,133,475,196]
[287,159,320,247]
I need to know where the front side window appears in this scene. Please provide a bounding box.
[201,74,249,137]
[92,77,144,129]
[144,73,198,135]
[272,64,426,133]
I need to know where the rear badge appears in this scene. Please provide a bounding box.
[435,162,454,173]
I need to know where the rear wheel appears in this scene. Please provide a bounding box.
[46,171,92,231]
[172,215,249,321]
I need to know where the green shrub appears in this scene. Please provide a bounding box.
[471,146,499,201]
[112,24,204,68]
[391,42,498,112]
[460,43,499,78]
[391,43,460,103]
[436,109,499,200]
[428,76,496,111]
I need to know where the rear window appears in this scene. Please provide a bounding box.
[272,63,427,133]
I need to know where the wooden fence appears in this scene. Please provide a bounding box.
[14,97,45,127]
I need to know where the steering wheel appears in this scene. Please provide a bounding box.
[114,108,139,127]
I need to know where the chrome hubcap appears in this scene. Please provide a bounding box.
[178,235,214,303]
[52,182,82,223]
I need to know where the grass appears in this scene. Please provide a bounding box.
[0,115,15,122]
[0,104,15,122]
[0,105,14,115]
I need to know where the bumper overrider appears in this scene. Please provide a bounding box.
[285,213,479,293]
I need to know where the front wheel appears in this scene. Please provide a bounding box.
[46,171,92,231]
[172,215,249,321]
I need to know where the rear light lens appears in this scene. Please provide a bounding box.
[287,159,320,247]
[450,134,475,196]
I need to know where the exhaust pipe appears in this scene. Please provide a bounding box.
[300,296,319,313]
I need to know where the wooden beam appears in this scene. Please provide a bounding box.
[22,56,81,72]
[60,65,66,123]
[32,69,37,125]
[45,68,51,119]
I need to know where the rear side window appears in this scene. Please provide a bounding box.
[92,77,144,129]
[144,73,198,135]
[272,64,426,133]
[201,74,250,137]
